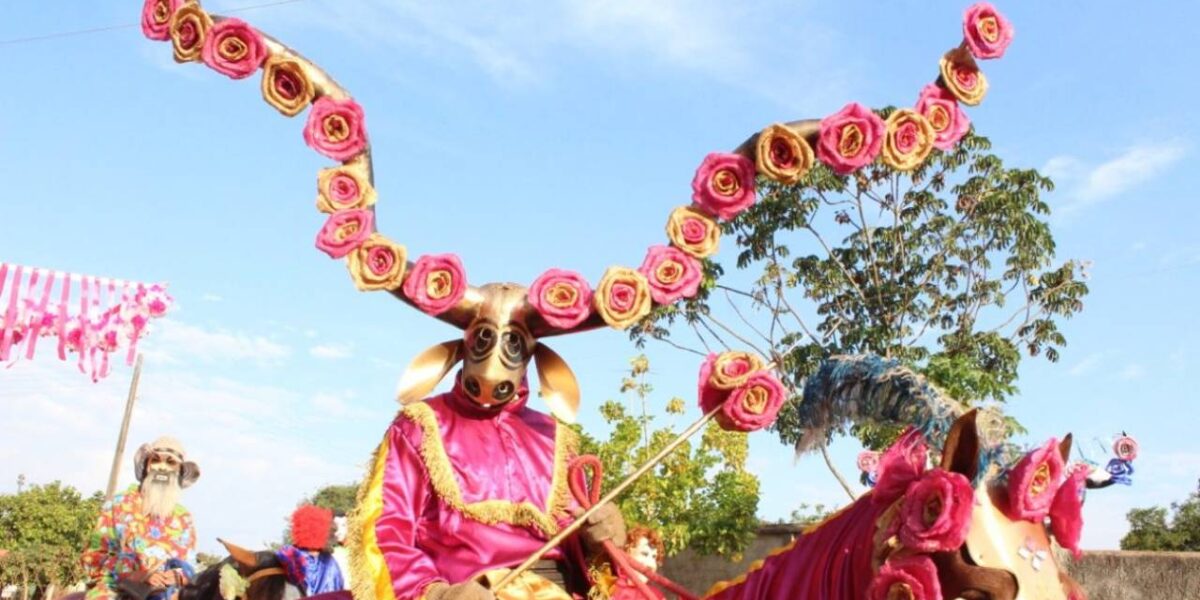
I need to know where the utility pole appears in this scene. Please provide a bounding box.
[105,354,143,501]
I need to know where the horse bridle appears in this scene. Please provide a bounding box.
[244,568,287,586]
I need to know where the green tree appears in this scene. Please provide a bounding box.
[1121,490,1200,551]
[638,123,1088,450]
[578,355,760,560]
[0,481,104,591]
[309,484,357,516]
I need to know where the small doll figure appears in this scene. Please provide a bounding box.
[275,505,345,595]
[1085,433,1138,490]
[857,450,880,488]
[608,527,666,600]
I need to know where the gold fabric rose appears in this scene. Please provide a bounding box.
[938,47,989,106]
[707,351,765,390]
[665,206,720,259]
[262,55,316,117]
[881,109,935,172]
[347,233,408,291]
[169,2,212,64]
[594,266,652,330]
[755,124,815,185]
[316,161,377,214]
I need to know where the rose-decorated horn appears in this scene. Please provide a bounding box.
[141,0,1012,424]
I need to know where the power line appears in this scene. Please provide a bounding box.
[0,0,307,48]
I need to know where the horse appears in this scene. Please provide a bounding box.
[701,409,1087,600]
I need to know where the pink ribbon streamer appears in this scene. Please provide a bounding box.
[26,271,55,360]
[0,265,24,362]
[99,279,117,379]
[56,273,71,360]
[77,274,89,374]
[126,282,146,366]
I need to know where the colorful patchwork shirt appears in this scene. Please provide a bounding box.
[351,384,585,600]
[81,485,197,600]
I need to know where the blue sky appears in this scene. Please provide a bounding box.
[2,0,1198,554]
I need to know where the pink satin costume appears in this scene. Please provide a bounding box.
[352,381,585,600]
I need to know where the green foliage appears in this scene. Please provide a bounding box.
[1121,490,1200,551]
[784,502,834,527]
[309,484,358,516]
[0,481,104,588]
[638,124,1087,450]
[578,356,760,560]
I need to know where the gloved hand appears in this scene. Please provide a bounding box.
[576,502,627,551]
[424,580,495,600]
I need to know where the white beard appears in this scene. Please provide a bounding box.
[141,470,182,519]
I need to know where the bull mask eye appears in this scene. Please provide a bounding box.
[469,326,497,358]
[501,331,525,361]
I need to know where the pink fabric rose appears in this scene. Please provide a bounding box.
[1113,435,1138,461]
[868,556,942,600]
[315,209,374,259]
[637,245,703,305]
[873,428,929,505]
[1052,465,1087,559]
[717,371,786,433]
[915,83,971,151]
[201,18,268,80]
[963,2,1014,60]
[402,254,468,316]
[1006,438,1066,521]
[816,102,886,175]
[696,351,764,414]
[899,468,975,552]
[304,97,369,162]
[141,0,181,41]
[690,152,756,221]
[528,269,593,330]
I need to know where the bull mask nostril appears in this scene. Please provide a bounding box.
[494,381,515,401]
[464,377,482,397]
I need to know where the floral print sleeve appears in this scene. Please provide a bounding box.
[81,499,119,600]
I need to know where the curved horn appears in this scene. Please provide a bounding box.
[389,285,484,331]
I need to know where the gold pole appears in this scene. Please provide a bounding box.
[491,404,722,593]
[105,354,143,501]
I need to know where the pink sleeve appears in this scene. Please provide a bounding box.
[375,425,446,600]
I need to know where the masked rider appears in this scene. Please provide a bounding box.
[82,437,199,600]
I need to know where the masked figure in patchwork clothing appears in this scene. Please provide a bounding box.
[349,284,628,600]
[81,436,199,600]
[276,505,346,596]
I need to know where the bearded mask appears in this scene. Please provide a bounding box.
[394,282,587,422]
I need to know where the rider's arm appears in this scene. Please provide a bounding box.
[365,426,448,600]
[80,499,119,596]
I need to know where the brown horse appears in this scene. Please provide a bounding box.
[702,411,1087,600]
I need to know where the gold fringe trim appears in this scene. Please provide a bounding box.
[401,402,578,539]
[346,437,398,600]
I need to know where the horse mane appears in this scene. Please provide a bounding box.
[703,494,888,599]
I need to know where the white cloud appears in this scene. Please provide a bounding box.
[1051,141,1188,217]
[269,0,850,109]
[309,343,353,360]
[201,293,223,302]
[148,319,291,366]
[1068,353,1103,377]
[1117,364,1146,381]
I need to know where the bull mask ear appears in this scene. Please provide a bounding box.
[396,340,464,404]
[533,343,580,424]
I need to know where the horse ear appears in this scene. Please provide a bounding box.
[219,538,257,569]
[940,409,981,480]
[396,340,464,404]
[533,343,580,423]
[1059,434,1073,464]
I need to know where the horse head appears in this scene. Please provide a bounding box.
[393,281,590,422]
[926,411,1086,600]
[175,540,298,600]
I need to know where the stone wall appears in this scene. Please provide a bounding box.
[660,526,1200,599]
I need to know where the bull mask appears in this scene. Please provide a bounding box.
[393,282,599,423]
